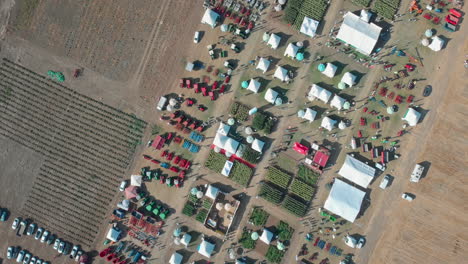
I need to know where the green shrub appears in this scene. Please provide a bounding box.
[297,164,320,185]
[205,150,228,172]
[195,209,208,223]
[230,101,250,121]
[239,230,256,249]
[229,161,253,186]
[266,166,291,189]
[282,195,308,217]
[252,112,267,130]
[264,118,275,134]
[277,221,295,241]
[259,182,285,204]
[249,207,269,226]
[265,245,285,263]
[289,179,315,202]
[182,202,196,217]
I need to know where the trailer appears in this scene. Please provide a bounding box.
[156,96,168,111]
[410,164,424,182]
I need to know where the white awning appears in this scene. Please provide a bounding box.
[428,36,444,51]
[308,84,332,103]
[181,233,192,246]
[201,9,220,28]
[302,108,317,122]
[267,33,281,49]
[251,138,265,153]
[402,108,421,126]
[264,88,279,104]
[130,175,142,187]
[284,43,299,58]
[224,138,240,154]
[360,9,372,22]
[341,72,356,87]
[321,117,337,131]
[330,95,346,110]
[198,240,215,258]
[213,133,228,148]
[247,79,261,93]
[324,179,365,222]
[338,155,376,188]
[206,185,219,200]
[274,66,288,82]
[260,228,274,244]
[106,225,121,242]
[169,252,183,264]
[336,11,382,55]
[221,160,234,177]
[300,16,319,37]
[217,122,231,136]
[256,58,270,73]
[322,63,337,78]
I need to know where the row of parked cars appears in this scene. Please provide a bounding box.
[6,246,50,264]
[12,217,84,261]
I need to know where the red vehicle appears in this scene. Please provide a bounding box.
[179,79,185,88]
[445,14,459,25]
[212,81,219,90]
[194,86,200,93]
[198,105,207,112]
[185,98,194,106]
[433,16,440,24]
[201,87,208,96]
[239,17,247,27]
[161,150,168,157]
[179,159,186,167]
[362,107,368,113]
[423,13,433,20]
[406,95,414,103]
[224,75,231,83]
[235,16,241,24]
[248,21,254,30]
[219,85,226,94]
[394,95,403,104]
[185,79,192,88]
[189,122,197,130]
[184,161,191,169]
[224,11,231,18]
[449,8,462,18]
[143,155,152,160]
[73,69,81,78]
[170,110,180,119]
[404,64,415,72]
[174,156,181,164]
[170,166,179,172]
[357,130,363,138]
[196,125,204,132]
[166,152,174,161]
[151,159,160,164]
[387,92,395,100]
[240,6,246,14]
[379,87,387,96]
[209,91,216,101]
[167,132,173,140]
[193,83,199,90]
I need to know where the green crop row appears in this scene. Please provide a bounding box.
[352,0,373,7]
[282,195,308,217]
[205,150,228,172]
[229,161,253,186]
[259,182,285,204]
[289,179,315,202]
[373,0,399,20]
[265,166,292,189]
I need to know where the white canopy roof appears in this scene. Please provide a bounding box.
[274,66,289,82]
[214,133,228,148]
[181,233,192,246]
[224,138,239,154]
[284,43,299,58]
[169,252,183,264]
[221,160,234,177]
[256,58,270,73]
[308,84,332,103]
[324,179,365,222]
[264,88,279,104]
[322,63,337,78]
[336,11,382,55]
[251,138,265,153]
[338,155,376,188]
[428,36,444,51]
[247,79,261,93]
[341,72,357,87]
[300,16,319,37]
[130,175,142,187]
[260,228,274,244]
[267,33,281,49]
[360,9,372,22]
[321,117,337,131]
[330,95,347,110]
[402,108,421,126]
[198,240,215,258]
[217,122,231,136]
[106,225,121,242]
[201,9,220,28]
[206,185,219,200]
[303,108,317,122]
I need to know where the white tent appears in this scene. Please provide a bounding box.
[198,240,215,258]
[330,95,347,110]
[117,199,130,211]
[130,175,142,187]
[321,117,337,131]
[264,88,279,104]
[267,33,281,49]
[336,11,382,55]
[106,225,121,242]
[308,85,332,103]
[224,138,239,154]
[217,122,231,136]
[169,252,183,264]
[302,108,317,122]
[274,66,289,82]
[300,16,319,37]
[324,179,365,222]
[256,58,270,73]
[251,138,265,153]
[360,9,372,22]
[213,133,228,149]
[181,233,192,247]
[221,160,234,177]
[338,155,376,188]
[201,9,220,28]
[341,72,357,87]
[322,63,337,78]
[247,79,261,93]
[284,43,299,58]
[402,108,421,126]
[428,36,444,51]
[206,185,220,200]
[259,228,274,244]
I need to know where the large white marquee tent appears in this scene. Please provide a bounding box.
[201,9,220,28]
[324,179,366,222]
[338,155,376,188]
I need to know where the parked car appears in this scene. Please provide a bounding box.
[356,237,366,248]
[0,208,9,221]
[30,256,37,264]
[70,245,80,259]
[36,260,43,264]
[40,230,49,243]
[12,217,21,229]
[119,180,127,192]
[35,227,44,240]
[58,241,66,253]
[26,223,36,236]
[379,175,391,189]
[23,252,31,264]
[63,242,72,255]
[7,246,15,259]
[423,85,432,97]
[46,234,56,245]
[402,193,414,201]
[75,250,83,262]
[53,238,61,250]
[194,31,201,43]
[16,250,26,263]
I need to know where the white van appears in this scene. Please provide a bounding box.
[379,175,391,189]
[156,96,168,111]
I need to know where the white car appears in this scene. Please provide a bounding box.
[402,193,414,201]
[23,252,31,264]
[36,259,43,264]
[30,256,37,264]
[35,227,44,240]
[16,250,26,263]
[119,180,127,192]
[194,31,201,43]
[53,238,61,250]
[356,237,366,248]
[7,246,15,259]
[70,245,80,259]
[379,175,391,189]
[58,241,66,254]
[26,223,36,236]
[41,230,50,243]
[12,217,21,230]
[75,250,83,261]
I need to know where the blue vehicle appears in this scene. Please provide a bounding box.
[0,208,9,221]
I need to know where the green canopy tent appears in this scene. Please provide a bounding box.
[297,109,305,117]
[317,64,326,72]
[241,81,249,88]
[277,242,285,250]
[251,232,259,240]
[296,53,304,61]
[338,82,347,90]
